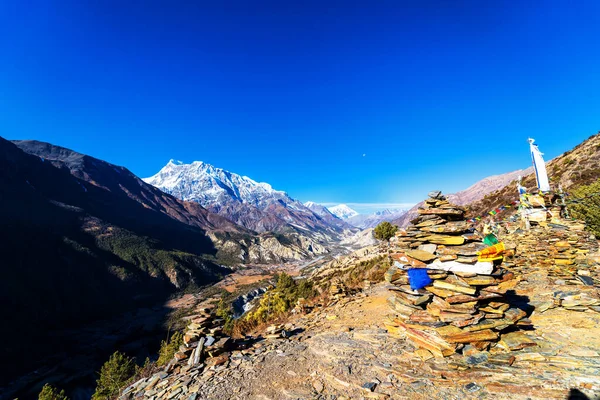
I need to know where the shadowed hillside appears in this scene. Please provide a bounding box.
[1,138,236,385]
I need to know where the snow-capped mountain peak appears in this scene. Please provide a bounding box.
[143,160,288,208]
[327,204,359,219]
[143,160,351,237]
[374,209,395,216]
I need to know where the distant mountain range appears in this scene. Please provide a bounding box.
[313,203,409,229]
[345,208,409,229]
[303,201,355,232]
[144,160,355,240]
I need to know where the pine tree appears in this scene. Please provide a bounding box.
[156,331,184,367]
[39,383,68,400]
[92,351,136,399]
[373,221,398,241]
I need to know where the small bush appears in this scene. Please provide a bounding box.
[570,178,600,237]
[216,299,235,334]
[92,351,137,400]
[39,383,68,400]
[343,256,391,288]
[156,331,183,367]
[233,273,316,336]
[374,221,398,241]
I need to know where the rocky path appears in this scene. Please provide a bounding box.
[126,281,600,399]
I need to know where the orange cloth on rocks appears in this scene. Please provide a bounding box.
[477,242,505,262]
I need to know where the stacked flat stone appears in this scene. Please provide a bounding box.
[385,192,529,357]
[119,298,235,399]
[503,219,600,286]
[265,323,291,339]
[329,279,348,300]
[395,191,481,253]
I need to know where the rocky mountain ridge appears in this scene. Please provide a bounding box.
[0,138,330,390]
[12,140,325,264]
[467,133,600,219]
[144,160,352,242]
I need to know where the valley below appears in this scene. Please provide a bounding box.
[0,245,346,400]
[2,134,599,400]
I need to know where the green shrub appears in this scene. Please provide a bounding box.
[297,279,317,299]
[374,221,398,241]
[92,351,137,400]
[216,299,235,334]
[39,383,68,400]
[235,273,316,335]
[156,331,183,367]
[570,178,600,237]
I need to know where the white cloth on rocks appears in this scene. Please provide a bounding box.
[427,260,494,275]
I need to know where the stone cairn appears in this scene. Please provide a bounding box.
[385,192,531,358]
[120,296,293,399]
[329,279,349,300]
[501,217,600,313]
[119,298,232,398]
[503,220,600,285]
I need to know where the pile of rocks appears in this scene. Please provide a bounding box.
[329,279,348,300]
[265,324,293,340]
[503,220,600,286]
[385,192,530,357]
[394,191,479,253]
[119,298,236,399]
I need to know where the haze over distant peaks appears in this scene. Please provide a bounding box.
[310,202,410,229]
[345,208,409,229]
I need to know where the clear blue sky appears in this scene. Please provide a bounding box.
[2,1,599,212]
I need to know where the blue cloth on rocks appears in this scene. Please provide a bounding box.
[407,268,432,290]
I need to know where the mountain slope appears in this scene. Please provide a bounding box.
[0,138,333,386]
[449,168,533,205]
[1,138,235,383]
[467,133,600,219]
[144,160,349,241]
[392,168,535,227]
[304,201,356,232]
[392,133,600,227]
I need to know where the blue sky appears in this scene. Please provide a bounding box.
[1,1,599,213]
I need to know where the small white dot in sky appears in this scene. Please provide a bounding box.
[362,154,366,157]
